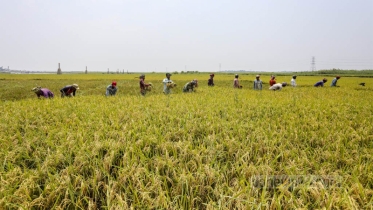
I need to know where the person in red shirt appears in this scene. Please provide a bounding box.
[269,76,276,86]
[139,74,151,96]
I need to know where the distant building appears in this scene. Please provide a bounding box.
[57,63,62,74]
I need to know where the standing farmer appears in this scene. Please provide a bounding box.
[163,73,175,94]
[253,75,263,90]
[60,84,79,97]
[330,76,341,87]
[106,81,118,96]
[269,76,276,86]
[32,87,54,99]
[208,74,215,86]
[139,74,151,96]
[233,74,241,88]
[291,75,297,87]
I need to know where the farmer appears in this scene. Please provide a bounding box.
[233,74,241,88]
[253,75,263,90]
[269,82,287,91]
[60,84,79,97]
[314,78,328,87]
[269,75,276,86]
[183,79,198,92]
[139,74,151,96]
[32,87,54,99]
[163,73,174,94]
[208,74,215,86]
[330,76,341,87]
[106,81,118,96]
[291,75,297,87]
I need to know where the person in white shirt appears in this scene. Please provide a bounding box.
[269,82,287,91]
[291,75,297,87]
[163,73,174,94]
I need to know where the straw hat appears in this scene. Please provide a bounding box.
[72,84,79,89]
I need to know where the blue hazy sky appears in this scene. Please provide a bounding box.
[1,0,372,72]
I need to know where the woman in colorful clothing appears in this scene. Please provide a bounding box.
[269,75,276,86]
[32,87,54,99]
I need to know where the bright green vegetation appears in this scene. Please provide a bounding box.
[0,74,372,209]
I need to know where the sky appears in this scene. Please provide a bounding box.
[1,0,372,72]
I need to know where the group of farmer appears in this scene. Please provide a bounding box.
[31,73,342,99]
[31,84,79,99]
[232,74,341,90]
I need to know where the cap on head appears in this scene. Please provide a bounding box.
[256,75,260,78]
[112,81,117,86]
[72,84,79,89]
[32,87,41,92]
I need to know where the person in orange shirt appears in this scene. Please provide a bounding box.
[269,76,276,86]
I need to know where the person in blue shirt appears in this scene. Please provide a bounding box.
[314,78,328,87]
[330,76,341,87]
[106,81,117,96]
[253,75,263,90]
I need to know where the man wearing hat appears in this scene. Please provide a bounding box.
[32,87,54,99]
[163,73,174,94]
[106,81,118,96]
[139,74,151,96]
[269,82,287,91]
[314,78,328,87]
[291,75,297,87]
[183,79,198,92]
[330,76,341,87]
[60,84,79,97]
[208,74,215,86]
[253,75,263,90]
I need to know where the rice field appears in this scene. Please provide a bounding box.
[0,73,372,209]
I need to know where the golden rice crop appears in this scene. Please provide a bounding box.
[0,74,372,209]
